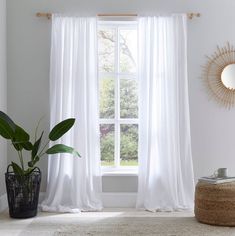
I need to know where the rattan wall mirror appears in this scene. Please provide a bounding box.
[202,42,235,108]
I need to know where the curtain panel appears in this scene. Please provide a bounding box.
[136,15,195,211]
[41,15,102,212]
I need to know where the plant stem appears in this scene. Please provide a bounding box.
[34,116,44,142]
[18,150,24,170]
[38,152,46,158]
[37,140,50,157]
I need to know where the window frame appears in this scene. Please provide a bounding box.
[98,20,139,173]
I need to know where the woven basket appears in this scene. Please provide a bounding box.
[195,182,235,226]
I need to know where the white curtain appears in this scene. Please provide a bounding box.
[41,15,102,212]
[136,15,195,211]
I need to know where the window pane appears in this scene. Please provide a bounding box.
[120,124,138,166]
[98,29,115,72]
[120,29,137,73]
[100,124,115,166]
[99,78,115,118]
[120,79,138,118]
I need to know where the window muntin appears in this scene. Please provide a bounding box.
[98,22,138,169]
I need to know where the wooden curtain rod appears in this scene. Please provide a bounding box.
[36,12,201,20]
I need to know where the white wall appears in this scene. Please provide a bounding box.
[6,0,235,195]
[0,0,7,197]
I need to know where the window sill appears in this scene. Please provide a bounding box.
[102,168,138,177]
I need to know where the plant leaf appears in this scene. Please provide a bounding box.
[0,111,16,132]
[49,118,75,141]
[0,117,15,139]
[11,162,24,176]
[31,131,44,160]
[24,167,35,176]
[12,138,33,151]
[14,125,30,142]
[12,140,23,151]
[46,144,81,157]
[11,126,30,151]
[21,141,33,151]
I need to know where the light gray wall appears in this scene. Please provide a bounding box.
[6,0,235,193]
[0,0,7,196]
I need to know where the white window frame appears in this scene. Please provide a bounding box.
[98,21,138,174]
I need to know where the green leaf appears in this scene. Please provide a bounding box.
[0,111,16,132]
[49,118,75,141]
[12,138,33,151]
[21,141,33,151]
[31,132,43,160]
[14,125,30,142]
[11,125,30,151]
[0,117,15,139]
[12,140,23,151]
[11,162,24,176]
[46,144,81,157]
[24,167,36,176]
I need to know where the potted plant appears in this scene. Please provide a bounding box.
[0,111,80,218]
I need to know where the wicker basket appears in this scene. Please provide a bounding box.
[5,167,41,218]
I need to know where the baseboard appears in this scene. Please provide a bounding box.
[101,192,137,208]
[0,193,7,212]
[39,192,137,208]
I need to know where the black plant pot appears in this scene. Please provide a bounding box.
[5,167,41,219]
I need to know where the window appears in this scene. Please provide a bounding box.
[98,21,138,170]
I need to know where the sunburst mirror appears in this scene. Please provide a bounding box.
[202,42,235,108]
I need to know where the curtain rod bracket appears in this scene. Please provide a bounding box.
[36,12,51,20]
[187,12,201,20]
